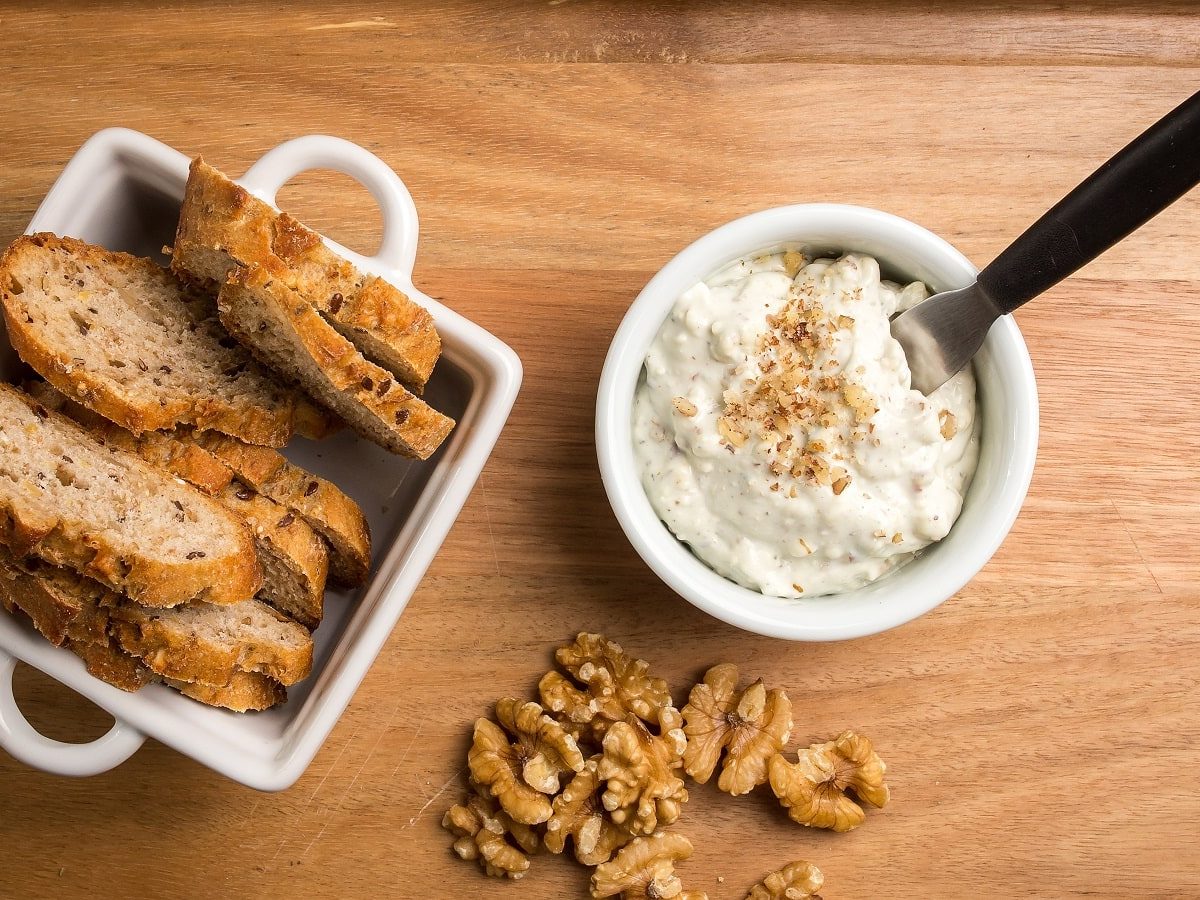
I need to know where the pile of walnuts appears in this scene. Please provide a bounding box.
[443,633,890,898]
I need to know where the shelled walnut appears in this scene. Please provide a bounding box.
[467,698,586,825]
[681,664,792,795]
[590,833,707,899]
[768,730,889,832]
[441,791,541,880]
[540,633,673,744]
[746,860,824,899]
[545,756,635,866]
[598,705,689,835]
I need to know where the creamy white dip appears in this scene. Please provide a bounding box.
[633,250,980,598]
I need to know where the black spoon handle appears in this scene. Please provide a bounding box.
[978,89,1200,315]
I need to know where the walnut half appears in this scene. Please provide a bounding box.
[746,860,824,899]
[681,664,792,795]
[544,756,634,866]
[598,705,689,836]
[442,792,540,880]
[590,833,707,899]
[468,698,586,825]
[541,633,673,745]
[768,730,889,832]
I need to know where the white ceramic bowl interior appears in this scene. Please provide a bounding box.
[0,129,521,788]
[597,204,1038,641]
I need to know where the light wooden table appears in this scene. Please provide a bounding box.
[1,3,1198,898]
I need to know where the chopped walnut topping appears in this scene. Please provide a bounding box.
[938,409,958,439]
[782,249,806,277]
[672,397,698,417]
[711,269,881,495]
[717,416,748,447]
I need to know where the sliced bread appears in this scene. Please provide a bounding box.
[169,672,285,712]
[217,265,454,459]
[70,637,157,692]
[172,158,440,391]
[217,483,327,628]
[196,431,371,586]
[25,380,329,621]
[0,233,308,446]
[0,547,287,707]
[0,383,260,607]
[109,597,313,686]
[24,379,234,496]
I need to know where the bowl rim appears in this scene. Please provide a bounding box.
[596,203,1038,641]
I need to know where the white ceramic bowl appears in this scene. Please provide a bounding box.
[596,204,1038,641]
[0,129,522,788]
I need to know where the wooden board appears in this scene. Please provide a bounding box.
[1,3,1198,897]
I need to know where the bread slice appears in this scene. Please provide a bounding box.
[217,483,326,628]
[25,379,329,621]
[0,547,287,708]
[0,233,311,446]
[109,597,312,686]
[172,158,440,392]
[0,384,260,607]
[196,432,370,585]
[218,265,454,458]
[0,546,151,692]
[23,379,234,496]
[0,549,111,646]
[169,672,285,712]
[73,638,157,691]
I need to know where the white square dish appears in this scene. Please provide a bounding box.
[0,129,521,790]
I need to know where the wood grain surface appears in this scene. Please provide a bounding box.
[1,3,1199,898]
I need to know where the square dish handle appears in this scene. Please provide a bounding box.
[238,135,420,282]
[0,648,145,777]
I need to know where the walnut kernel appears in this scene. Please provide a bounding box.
[681,664,792,795]
[590,832,707,899]
[768,730,889,832]
[467,699,586,825]
[541,633,672,743]
[544,756,633,866]
[597,706,688,835]
[746,860,824,899]
[442,791,540,880]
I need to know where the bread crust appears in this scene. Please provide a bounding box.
[218,265,454,459]
[169,672,285,712]
[173,158,440,391]
[0,234,300,446]
[0,384,261,607]
[69,637,156,692]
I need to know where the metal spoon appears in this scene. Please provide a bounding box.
[892,88,1200,395]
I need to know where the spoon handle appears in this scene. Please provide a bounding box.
[978,89,1200,314]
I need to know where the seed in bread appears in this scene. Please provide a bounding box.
[172,158,440,392]
[217,265,454,459]
[0,233,309,446]
[196,431,371,586]
[0,383,260,607]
